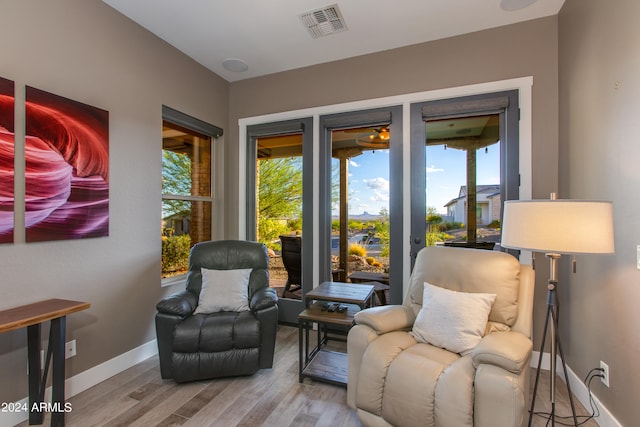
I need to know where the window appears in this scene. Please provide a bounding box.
[161,106,222,280]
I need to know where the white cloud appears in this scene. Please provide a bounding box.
[349,159,360,167]
[363,178,389,203]
[370,190,389,203]
[426,165,445,173]
[363,177,389,190]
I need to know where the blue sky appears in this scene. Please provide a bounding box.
[426,142,501,213]
[333,142,500,216]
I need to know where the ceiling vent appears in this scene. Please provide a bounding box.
[299,4,347,39]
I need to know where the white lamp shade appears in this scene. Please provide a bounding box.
[501,200,615,254]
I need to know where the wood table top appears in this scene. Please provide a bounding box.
[306,281,374,305]
[0,299,91,333]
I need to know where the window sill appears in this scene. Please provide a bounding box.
[161,274,186,288]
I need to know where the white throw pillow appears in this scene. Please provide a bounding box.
[194,268,252,314]
[410,281,496,355]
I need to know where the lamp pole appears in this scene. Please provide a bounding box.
[528,251,579,427]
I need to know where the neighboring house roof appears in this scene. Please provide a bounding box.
[444,185,500,207]
[458,184,500,197]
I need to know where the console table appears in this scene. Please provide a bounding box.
[0,299,90,426]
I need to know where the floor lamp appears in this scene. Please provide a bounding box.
[501,195,614,427]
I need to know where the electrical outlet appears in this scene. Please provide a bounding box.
[600,361,610,387]
[65,340,76,358]
[39,340,77,365]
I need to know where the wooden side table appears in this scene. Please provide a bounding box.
[0,299,90,427]
[298,282,374,386]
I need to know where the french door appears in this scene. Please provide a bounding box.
[319,106,404,305]
[246,118,313,324]
[409,91,520,264]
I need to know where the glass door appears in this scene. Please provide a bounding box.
[246,118,312,324]
[410,91,519,264]
[319,106,403,305]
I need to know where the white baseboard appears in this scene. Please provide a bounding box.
[531,351,623,427]
[2,339,158,427]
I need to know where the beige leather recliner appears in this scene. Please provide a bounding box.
[347,246,535,427]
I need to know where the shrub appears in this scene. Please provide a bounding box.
[443,221,464,230]
[425,232,454,247]
[162,234,191,277]
[365,256,376,265]
[258,218,289,243]
[376,227,390,258]
[348,243,367,257]
[287,218,302,233]
[380,246,390,258]
[348,219,369,232]
[487,219,501,229]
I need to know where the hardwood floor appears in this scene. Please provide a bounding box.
[527,367,600,427]
[18,325,599,427]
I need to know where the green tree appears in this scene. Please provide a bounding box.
[162,150,191,218]
[257,157,303,241]
[258,157,302,218]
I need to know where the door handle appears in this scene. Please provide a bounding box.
[413,237,421,244]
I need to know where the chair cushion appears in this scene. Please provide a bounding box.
[194,267,251,314]
[410,282,496,355]
[172,348,260,383]
[172,311,260,353]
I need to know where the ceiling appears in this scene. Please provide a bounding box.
[102,0,565,82]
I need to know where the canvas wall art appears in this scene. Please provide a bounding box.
[25,86,109,242]
[0,76,15,244]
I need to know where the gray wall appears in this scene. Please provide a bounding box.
[0,0,228,404]
[228,17,560,348]
[559,1,640,425]
[4,1,635,425]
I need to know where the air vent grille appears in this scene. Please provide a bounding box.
[299,4,347,39]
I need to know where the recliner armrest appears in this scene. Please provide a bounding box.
[353,305,416,334]
[156,290,197,317]
[250,287,278,312]
[471,331,532,374]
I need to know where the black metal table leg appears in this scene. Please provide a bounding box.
[27,324,43,425]
[298,320,303,383]
[50,316,66,427]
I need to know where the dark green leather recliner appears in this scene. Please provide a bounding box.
[155,240,278,382]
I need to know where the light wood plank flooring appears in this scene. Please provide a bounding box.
[18,325,599,427]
